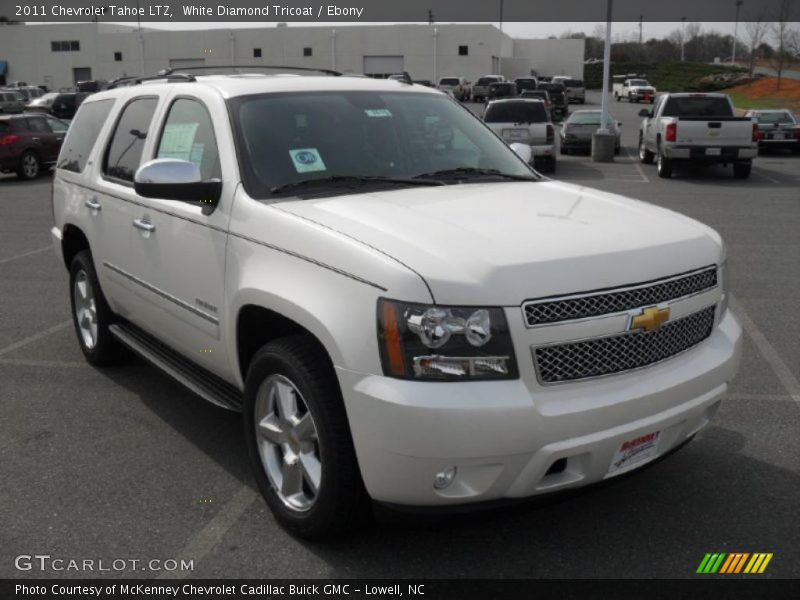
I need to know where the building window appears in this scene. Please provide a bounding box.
[458,45,469,56]
[51,40,80,52]
[114,51,123,62]
[253,48,262,58]
[303,47,312,57]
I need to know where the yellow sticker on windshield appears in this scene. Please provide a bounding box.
[289,148,327,173]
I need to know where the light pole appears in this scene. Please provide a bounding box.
[680,17,686,61]
[591,0,616,162]
[732,1,743,63]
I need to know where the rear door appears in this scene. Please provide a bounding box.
[24,115,60,162]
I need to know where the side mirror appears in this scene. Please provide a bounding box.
[134,158,221,210]
[509,143,532,163]
[638,109,651,118]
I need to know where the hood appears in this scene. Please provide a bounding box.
[277,181,722,305]
[631,86,655,92]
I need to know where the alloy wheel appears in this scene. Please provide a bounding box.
[72,270,98,350]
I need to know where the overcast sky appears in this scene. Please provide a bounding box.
[119,21,743,40]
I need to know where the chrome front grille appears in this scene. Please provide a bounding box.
[534,306,716,384]
[523,267,717,326]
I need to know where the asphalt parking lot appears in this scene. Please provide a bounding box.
[1,90,799,579]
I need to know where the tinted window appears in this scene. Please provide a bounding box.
[662,96,733,118]
[104,97,158,182]
[629,80,649,86]
[477,77,499,85]
[567,112,616,126]
[46,117,69,133]
[565,79,583,87]
[26,117,50,133]
[484,101,548,123]
[58,99,114,173]
[156,98,221,181]
[439,78,460,85]
[0,121,8,134]
[754,111,794,125]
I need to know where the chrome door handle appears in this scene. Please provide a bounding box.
[132,218,155,233]
[84,198,101,211]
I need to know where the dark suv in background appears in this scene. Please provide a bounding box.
[0,113,69,179]
[51,92,89,120]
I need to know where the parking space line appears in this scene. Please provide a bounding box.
[730,294,800,407]
[0,245,50,266]
[0,320,71,357]
[0,358,88,369]
[625,148,650,183]
[157,485,258,580]
[753,169,781,184]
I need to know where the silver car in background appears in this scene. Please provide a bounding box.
[560,109,621,155]
[745,109,800,154]
[0,90,26,113]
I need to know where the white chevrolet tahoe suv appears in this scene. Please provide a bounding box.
[51,70,742,538]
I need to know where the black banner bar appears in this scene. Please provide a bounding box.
[3,579,800,600]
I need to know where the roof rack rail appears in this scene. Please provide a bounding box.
[107,72,196,89]
[158,65,342,77]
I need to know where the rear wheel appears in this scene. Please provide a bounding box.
[17,151,40,180]
[243,335,371,538]
[656,152,673,178]
[639,136,654,164]
[69,250,122,365]
[733,161,752,179]
[560,145,568,155]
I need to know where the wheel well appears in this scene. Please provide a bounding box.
[61,225,90,270]
[236,305,333,382]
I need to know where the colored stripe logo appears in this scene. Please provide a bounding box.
[697,553,773,574]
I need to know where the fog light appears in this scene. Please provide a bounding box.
[433,466,457,490]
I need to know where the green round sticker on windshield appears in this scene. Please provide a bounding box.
[289,148,327,173]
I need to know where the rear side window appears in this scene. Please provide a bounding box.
[57,99,114,173]
[663,97,733,118]
[484,101,547,123]
[26,117,50,133]
[156,98,221,181]
[104,97,158,182]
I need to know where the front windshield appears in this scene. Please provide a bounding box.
[477,77,498,85]
[231,90,536,199]
[439,78,459,85]
[629,80,650,86]
[755,111,794,125]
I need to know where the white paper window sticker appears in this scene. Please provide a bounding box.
[158,122,199,161]
[365,108,392,118]
[289,148,326,173]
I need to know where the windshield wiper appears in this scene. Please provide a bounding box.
[271,175,445,195]
[413,167,539,182]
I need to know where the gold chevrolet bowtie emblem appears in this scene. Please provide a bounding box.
[631,306,671,332]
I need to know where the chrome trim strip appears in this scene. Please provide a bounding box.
[530,304,717,386]
[103,262,219,325]
[522,265,719,329]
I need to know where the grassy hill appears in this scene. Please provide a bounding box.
[584,62,749,92]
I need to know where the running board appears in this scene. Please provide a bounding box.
[109,322,243,412]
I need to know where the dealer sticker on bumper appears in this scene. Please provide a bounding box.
[607,430,661,476]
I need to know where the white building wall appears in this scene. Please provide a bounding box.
[512,38,586,79]
[0,22,579,90]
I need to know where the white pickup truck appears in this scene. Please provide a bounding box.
[638,93,758,179]
[614,78,656,104]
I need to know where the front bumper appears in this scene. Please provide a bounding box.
[664,145,758,161]
[339,309,741,506]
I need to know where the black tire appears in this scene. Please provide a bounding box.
[17,150,40,180]
[243,335,371,539]
[638,136,654,164]
[69,250,123,365]
[579,99,585,104]
[733,161,752,179]
[656,152,673,178]
[614,144,621,156]
[560,145,568,155]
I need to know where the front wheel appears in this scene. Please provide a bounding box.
[639,136,654,164]
[69,250,123,365]
[733,161,752,179]
[243,335,371,538]
[656,152,673,178]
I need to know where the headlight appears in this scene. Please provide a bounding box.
[377,299,518,381]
